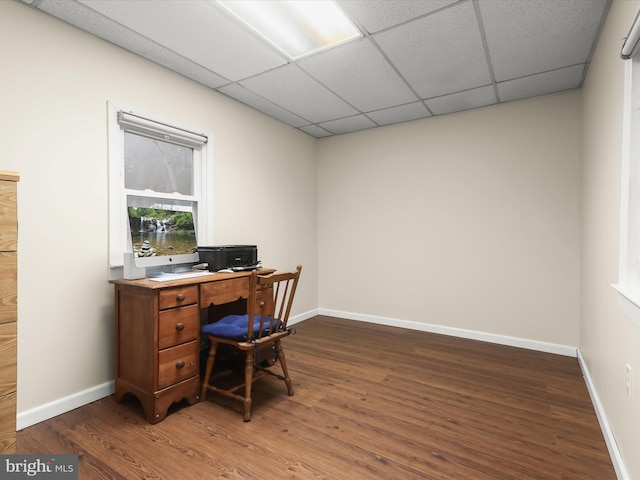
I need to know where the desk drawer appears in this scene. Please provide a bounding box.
[158,304,198,350]
[0,253,16,324]
[200,277,249,307]
[0,392,16,453]
[159,286,198,310]
[158,341,198,390]
[0,322,16,396]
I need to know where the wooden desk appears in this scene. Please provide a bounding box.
[112,270,272,423]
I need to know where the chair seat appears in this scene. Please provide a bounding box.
[202,314,281,341]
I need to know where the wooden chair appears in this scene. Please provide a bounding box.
[200,265,302,421]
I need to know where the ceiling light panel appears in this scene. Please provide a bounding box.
[216,0,362,59]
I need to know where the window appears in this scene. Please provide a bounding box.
[615,12,640,327]
[107,102,213,279]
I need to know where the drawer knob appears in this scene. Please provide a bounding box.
[176,360,185,369]
[176,323,185,331]
[176,293,185,302]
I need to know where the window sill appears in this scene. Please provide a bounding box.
[611,284,640,328]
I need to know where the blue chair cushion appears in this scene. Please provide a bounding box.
[201,314,279,341]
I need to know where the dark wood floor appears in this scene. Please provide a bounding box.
[18,316,615,479]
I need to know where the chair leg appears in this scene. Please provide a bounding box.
[275,340,294,396]
[243,350,255,422]
[201,340,218,401]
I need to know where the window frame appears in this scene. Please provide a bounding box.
[107,101,214,279]
[614,54,640,328]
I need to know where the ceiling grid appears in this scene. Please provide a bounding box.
[21,0,611,137]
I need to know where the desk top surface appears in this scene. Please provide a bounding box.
[111,269,275,290]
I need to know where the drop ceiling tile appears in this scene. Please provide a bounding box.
[367,102,431,126]
[239,65,359,124]
[38,0,229,88]
[298,38,418,112]
[497,65,585,102]
[162,57,228,90]
[76,0,287,81]
[374,1,492,99]
[337,0,458,34]
[218,83,309,128]
[319,114,378,135]
[299,124,333,138]
[426,85,497,116]
[479,0,609,82]
[30,0,611,137]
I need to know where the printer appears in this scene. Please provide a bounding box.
[197,245,259,272]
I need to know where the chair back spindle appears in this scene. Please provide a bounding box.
[248,267,301,342]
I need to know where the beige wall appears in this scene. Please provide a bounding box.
[582,0,640,477]
[318,92,582,347]
[0,1,318,415]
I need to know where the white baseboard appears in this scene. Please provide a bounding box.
[17,381,114,431]
[578,349,629,480]
[289,308,319,326]
[318,308,578,356]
